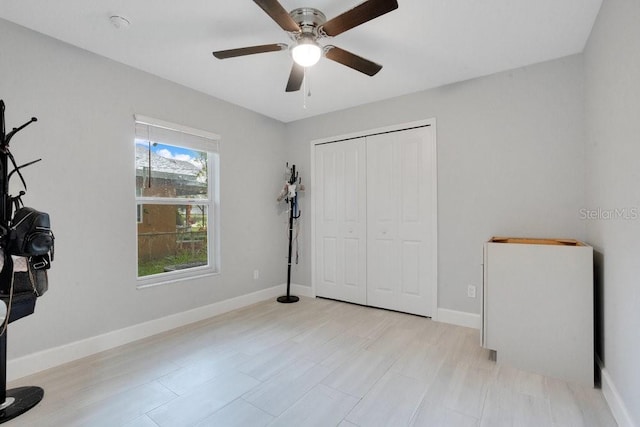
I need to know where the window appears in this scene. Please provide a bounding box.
[134,115,220,287]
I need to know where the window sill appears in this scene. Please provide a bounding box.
[136,270,220,290]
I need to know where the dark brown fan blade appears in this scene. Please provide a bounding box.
[324,46,382,76]
[254,0,301,32]
[320,0,398,37]
[286,63,304,92]
[213,44,286,59]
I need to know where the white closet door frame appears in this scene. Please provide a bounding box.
[310,118,438,320]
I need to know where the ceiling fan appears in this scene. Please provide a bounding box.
[212,0,399,92]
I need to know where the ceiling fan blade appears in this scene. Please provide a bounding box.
[254,0,301,33]
[286,63,304,92]
[324,46,383,76]
[320,0,398,37]
[213,44,286,59]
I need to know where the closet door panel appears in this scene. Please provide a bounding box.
[401,241,421,296]
[315,139,367,305]
[322,237,337,285]
[366,134,399,310]
[316,147,340,297]
[367,127,435,316]
[397,128,435,315]
[344,238,361,287]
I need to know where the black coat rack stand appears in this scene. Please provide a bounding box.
[0,100,44,423]
[277,164,300,304]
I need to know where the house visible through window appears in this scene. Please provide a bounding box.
[134,116,220,286]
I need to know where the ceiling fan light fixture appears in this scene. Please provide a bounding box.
[291,40,322,67]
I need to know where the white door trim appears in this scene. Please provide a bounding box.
[310,118,438,319]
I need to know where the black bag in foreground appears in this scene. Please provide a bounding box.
[7,207,55,259]
[13,255,49,297]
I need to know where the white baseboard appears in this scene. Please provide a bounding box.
[289,283,314,298]
[8,284,291,382]
[436,308,481,329]
[600,360,637,427]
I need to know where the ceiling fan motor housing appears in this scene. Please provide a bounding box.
[289,8,326,39]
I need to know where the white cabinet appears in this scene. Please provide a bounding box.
[482,237,594,386]
[313,123,437,317]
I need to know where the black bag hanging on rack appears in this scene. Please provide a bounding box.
[12,255,49,297]
[7,206,54,259]
[0,249,37,320]
[5,203,54,298]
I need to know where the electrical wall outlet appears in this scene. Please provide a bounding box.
[467,285,477,298]
[253,269,259,280]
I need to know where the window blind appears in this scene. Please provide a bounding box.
[134,115,220,153]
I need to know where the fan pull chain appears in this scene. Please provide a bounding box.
[303,68,308,109]
[303,67,312,109]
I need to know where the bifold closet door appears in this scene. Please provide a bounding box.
[314,138,367,305]
[366,127,435,317]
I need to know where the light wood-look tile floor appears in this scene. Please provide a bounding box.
[7,297,617,426]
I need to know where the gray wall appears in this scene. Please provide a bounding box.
[286,54,587,315]
[2,12,613,399]
[584,0,640,423]
[0,19,287,359]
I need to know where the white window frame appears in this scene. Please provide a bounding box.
[134,115,221,288]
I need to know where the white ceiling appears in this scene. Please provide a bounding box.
[0,0,602,123]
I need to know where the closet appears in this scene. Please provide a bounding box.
[312,121,437,317]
